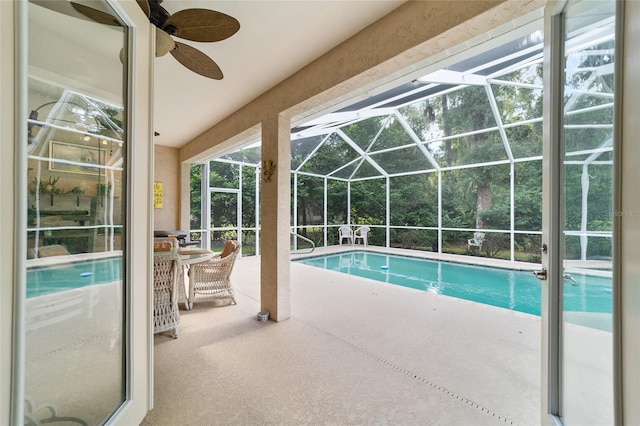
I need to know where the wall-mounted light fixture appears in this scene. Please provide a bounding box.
[262,160,276,183]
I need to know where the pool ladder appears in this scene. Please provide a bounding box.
[532,268,578,286]
[291,233,315,254]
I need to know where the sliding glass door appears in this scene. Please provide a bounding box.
[543,0,617,423]
[18,1,135,424]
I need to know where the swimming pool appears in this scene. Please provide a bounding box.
[294,251,612,317]
[27,257,122,298]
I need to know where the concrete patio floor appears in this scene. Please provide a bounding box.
[143,247,545,425]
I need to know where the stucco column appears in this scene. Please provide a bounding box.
[260,113,291,321]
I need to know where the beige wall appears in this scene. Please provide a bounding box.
[153,145,180,231]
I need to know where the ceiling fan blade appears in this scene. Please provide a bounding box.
[136,0,150,17]
[164,9,240,43]
[70,2,121,26]
[170,41,223,80]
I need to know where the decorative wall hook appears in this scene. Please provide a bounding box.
[262,160,276,182]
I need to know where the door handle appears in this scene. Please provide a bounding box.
[563,273,578,285]
[533,268,547,281]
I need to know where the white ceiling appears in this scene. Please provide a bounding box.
[151,0,405,148]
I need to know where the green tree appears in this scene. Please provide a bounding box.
[190,164,203,229]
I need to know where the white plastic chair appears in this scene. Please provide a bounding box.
[468,232,485,250]
[353,225,370,246]
[338,225,354,245]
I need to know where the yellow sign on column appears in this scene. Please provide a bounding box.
[154,181,163,208]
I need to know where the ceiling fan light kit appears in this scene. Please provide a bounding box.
[155,28,175,57]
[70,0,240,79]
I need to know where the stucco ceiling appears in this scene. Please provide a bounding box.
[152,0,405,148]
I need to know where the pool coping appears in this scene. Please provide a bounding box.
[291,245,541,272]
[26,250,123,268]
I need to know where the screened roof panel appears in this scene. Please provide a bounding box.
[439,85,498,133]
[565,42,614,98]
[29,86,125,156]
[491,84,543,125]
[564,149,613,163]
[507,122,543,158]
[44,92,124,137]
[291,135,326,169]
[370,117,416,150]
[565,153,591,161]
[565,70,604,95]
[397,85,498,145]
[565,84,613,112]
[565,98,613,122]
[352,159,384,179]
[332,161,360,179]
[340,117,385,150]
[565,103,613,126]
[219,146,261,164]
[375,84,457,109]
[335,81,456,112]
[397,100,436,142]
[299,133,359,175]
[369,145,434,174]
[491,62,543,85]
[212,28,559,181]
[450,31,543,74]
[579,151,614,163]
[564,128,613,153]
[336,82,423,112]
[424,130,508,168]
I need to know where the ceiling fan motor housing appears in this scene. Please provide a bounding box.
[148,0,170,29]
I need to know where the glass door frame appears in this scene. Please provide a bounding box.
[541,0,623,424]
[10,0,154,424]
[541,2,564,422]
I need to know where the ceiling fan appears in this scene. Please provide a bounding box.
[69,0,240,79]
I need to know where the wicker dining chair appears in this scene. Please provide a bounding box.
[153,237,179,253]
[153,250,181,338]
[187,240,241,309]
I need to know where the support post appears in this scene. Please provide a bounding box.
[260,114,291,321]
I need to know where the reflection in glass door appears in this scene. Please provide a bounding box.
[559,0,616,423]
[24,1,127,424]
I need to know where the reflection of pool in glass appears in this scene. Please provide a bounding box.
[295,251,612,318]
[27,257,122,298]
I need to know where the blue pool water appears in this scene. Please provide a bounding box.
[295,251,612,316]
[27,257,122,298]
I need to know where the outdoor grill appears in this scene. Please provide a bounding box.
[153,230,199,248]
